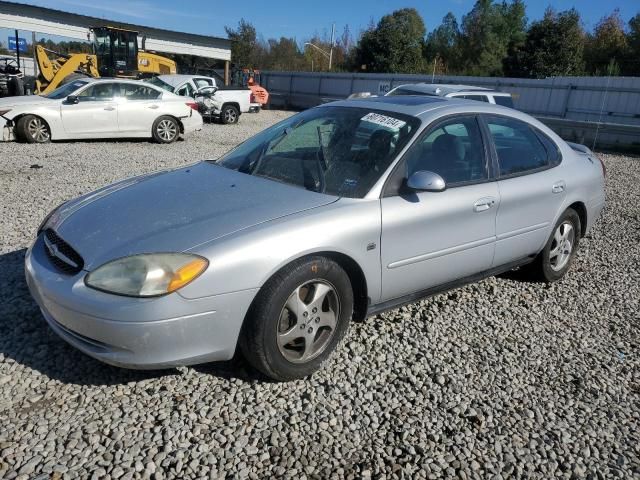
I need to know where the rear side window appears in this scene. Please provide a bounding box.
[461,94,489,102]
[485,116,549,176]
[534,129,562,166]
[117,84,161,100]
[493,95,514,108]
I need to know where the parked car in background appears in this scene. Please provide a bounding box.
[0,78,202,143]
[386,83,515,108]
[146,74,255,124]
[26,96,605,381]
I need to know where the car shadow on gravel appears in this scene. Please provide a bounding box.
[0,248,179,386]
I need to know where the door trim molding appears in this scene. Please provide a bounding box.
[496,222,548,241]
[387,236,495,269]
[369,255,536,317]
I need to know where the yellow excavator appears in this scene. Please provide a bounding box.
[35,26,177,94]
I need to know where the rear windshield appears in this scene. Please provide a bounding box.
[145,76,175,92]
[387,87,437,97]
[494,95,514,108]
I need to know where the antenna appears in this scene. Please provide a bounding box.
[592,62,613,151]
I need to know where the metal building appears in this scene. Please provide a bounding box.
[0,0,231,80]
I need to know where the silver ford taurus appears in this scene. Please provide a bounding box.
[25,96,606,381]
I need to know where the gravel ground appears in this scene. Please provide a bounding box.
[0,111,639,479]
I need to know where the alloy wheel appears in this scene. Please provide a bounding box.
[549,221,575,271]
[224,108,237,123]
[28,117,50,143]
[277,280,340,363]
[157,119,177,142]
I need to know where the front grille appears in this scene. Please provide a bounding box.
[43,229,84,275]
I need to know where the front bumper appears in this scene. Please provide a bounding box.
[1,116,15,142]
[25,234,257,369]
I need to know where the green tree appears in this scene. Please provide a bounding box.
[264,37,305,71]
[507,8,585,78]
[225,18,261,68]
[424,12,461,74]
[585,10,629,75]
[459,0,527,76]
[352,8,427,73]
[628,14,640,75]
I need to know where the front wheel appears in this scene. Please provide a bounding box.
[16,115,50,143]
[152,116,179,144]
[240,256,353,381]
[530,208,581,282]
[221,104,239,124]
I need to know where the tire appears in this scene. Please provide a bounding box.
[16,115,51,143]
[8,76,24,96]
[152,116,179,144]
[529,208,581,282]
[221,104,240,124]
[240,256,354,381]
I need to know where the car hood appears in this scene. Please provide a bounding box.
[0,95,54,109]
[51,162,337,270]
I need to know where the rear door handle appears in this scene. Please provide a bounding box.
[552,181,566,194]
[473,197,497,212]
[148,105,159,110]
[104,106,116,111]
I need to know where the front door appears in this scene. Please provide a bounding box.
[380,115,498,302]
[60,83,118,135]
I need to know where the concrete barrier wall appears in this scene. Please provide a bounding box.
[262,71,640,151]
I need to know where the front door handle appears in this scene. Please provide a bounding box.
[148,105,159,110]
[104,106,116,111]
[552,181,566,194]
[473,197,497,213]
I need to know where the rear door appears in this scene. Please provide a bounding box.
[482,114,565,266]
[60,83,118,135]
[115,83,164,134]
[380,115,498,302]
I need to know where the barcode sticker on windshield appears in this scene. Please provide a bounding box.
[361,112,406,130]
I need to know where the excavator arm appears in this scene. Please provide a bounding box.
[35,45,99,94]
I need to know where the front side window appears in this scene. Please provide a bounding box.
[402,115,488,186]
[216,106,420,198]
[77,83,114,101]
[117,83,161,100]
[486,115,549,176]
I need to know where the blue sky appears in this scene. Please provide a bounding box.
[11,0,640,41]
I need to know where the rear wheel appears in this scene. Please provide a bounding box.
[240,256,353,381]
[221,104,239,124]
[16,115,50,143]
[152,116,179,143]
[529,208,581,282]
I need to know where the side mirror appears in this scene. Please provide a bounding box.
[406,170,446,192]
[66,95,79,105]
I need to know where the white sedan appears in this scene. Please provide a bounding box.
[0,78,203,143]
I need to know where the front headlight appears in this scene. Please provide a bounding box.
[85,253,208,297]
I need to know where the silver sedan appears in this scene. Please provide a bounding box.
[25,96,606,381]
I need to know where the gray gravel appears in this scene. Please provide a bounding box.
[1,111,639,479]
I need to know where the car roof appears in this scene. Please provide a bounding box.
[391,83,502,96]
[322,95,526,122]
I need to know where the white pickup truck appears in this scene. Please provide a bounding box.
[146,74,256,124]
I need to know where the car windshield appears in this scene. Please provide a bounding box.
[215,106,420,198]
[145,76,175,92]
[41,80,90,99]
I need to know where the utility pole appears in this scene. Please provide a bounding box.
[329,23,335,71]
